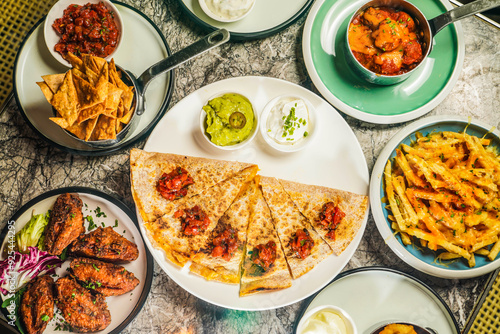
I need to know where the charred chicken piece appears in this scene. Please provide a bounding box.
[69,226,139,262]
[44,193,85,256]
[54,276,111,332]
[20,275,55,334]
[70,257,139,297]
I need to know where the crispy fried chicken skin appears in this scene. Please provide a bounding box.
[54,276,111,332]
[20,275,55,334]
[69,226,139,262]
[44,193,85,256]
[70,257,139,296]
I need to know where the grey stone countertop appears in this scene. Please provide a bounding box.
[0,0,499,333]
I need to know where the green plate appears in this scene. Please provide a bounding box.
[302,0,465,124]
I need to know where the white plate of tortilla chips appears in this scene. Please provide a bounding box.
[13,3,173,155]
[370,115,500,279]
[133,76,370,310]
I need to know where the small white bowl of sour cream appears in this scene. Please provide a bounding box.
[260,95,317,153]
[296,305,358,334]
[199,0,256,23]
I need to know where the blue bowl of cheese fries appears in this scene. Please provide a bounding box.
[370,115,500,279]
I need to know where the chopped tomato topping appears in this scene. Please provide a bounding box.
[52,1,120,59]
[319,202,346,240]
[157,167,194,201]
[211,227,239,261]
[251,241,277,271]
[175,206,210,236]
[290,228,314,259]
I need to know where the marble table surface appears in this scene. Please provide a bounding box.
[1,0,499,333]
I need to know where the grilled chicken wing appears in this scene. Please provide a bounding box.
[69,226,139,262]
[70,257,139,296]
[44,193,85,256]
[54,276,111,332]
[20,275,55,334]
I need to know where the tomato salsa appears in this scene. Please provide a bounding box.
[157,167,194,201]
[319,202,345,240]
[290,228,314,259]
[251,241,277,271]
[174,206,210,236]
[52,1,120,59]
[211,226,239,261]
[348,7,424,76]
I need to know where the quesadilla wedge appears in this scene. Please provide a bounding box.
[130,149,257,222]
[260,177,332,279]
[278,179,368,256]
[189,178,255,283]
[144,165,258,267]
[240,178,292,296]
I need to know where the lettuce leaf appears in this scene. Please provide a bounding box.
[15,211,50,253]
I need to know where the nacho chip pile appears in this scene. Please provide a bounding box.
[37,53,135,141]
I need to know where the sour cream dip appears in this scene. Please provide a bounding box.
[299,309,348,334]
[266,97,310,145]
[203,0,255,21]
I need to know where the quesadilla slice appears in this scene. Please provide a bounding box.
[259,177,332,279]
[144,165,258,267]
[278,179,368,256]
[240,177,292,296]
[189,178,255,283]
[130,149,257,222]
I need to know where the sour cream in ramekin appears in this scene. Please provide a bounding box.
[200,0,255,22]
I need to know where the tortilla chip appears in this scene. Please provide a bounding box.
[65,52,84,71]
[51,71,79,126]
[90,115,116,140]
[49,117,69,129]
[105,83,122,111]
[77,103,106,124]
[84,116,99,141]
[41,74,65,94]
[116,120,123,134]
[73,74,104,110]
[95,62,109,102]
[92,55,107,74]
[37,82,54,104]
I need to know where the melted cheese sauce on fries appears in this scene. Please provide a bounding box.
[384,130,500,267]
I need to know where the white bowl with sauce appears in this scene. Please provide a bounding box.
[198,0,256,23]
[44,0,123,67]
[296,305,358,334]
[259,95,317,153]
[199,91,259,151]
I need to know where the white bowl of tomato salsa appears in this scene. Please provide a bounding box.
[44,0,123,67]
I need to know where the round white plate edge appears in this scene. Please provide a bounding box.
[302,0,465,124]
[369,115,500,279]
[137,76,371,310]
[300,269,459,334]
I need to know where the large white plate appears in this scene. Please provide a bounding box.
[370,115,500,278]
[295,268,459,333]
[140,76,370,310]
[177,0,313,40]
[0,187,154,334]
[13,3,173,155]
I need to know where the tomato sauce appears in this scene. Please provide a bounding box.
[175,206,210,236]
[53,1,120,59]
[211,227,239,261]
[157,167,194,201]
[251,241,277,271]
[319,202,346,240]
[348,7,424,76]
[290,228,314,259]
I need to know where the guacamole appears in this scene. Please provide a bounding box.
[203,93,255,146]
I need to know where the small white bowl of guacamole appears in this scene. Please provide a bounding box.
[200,92,259,151]
[260,95,317,153]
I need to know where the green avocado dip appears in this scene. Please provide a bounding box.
[203,93,255,146]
